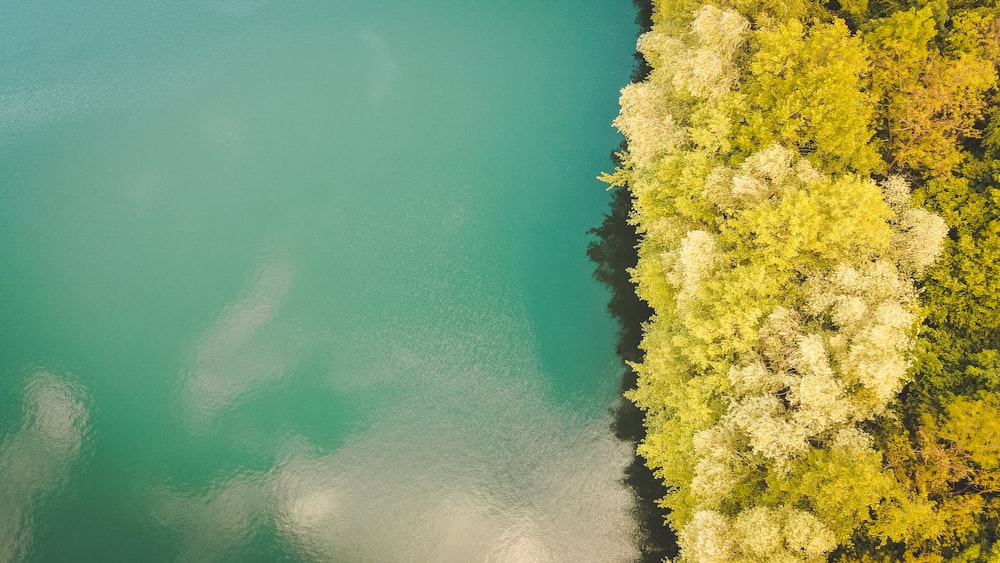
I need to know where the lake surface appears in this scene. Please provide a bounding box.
[0,2,637,560]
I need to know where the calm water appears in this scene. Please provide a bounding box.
[0,2,637,561]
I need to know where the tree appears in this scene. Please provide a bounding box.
[600,1,1000,560]
[734,18,882,175]
[866,7,997,176]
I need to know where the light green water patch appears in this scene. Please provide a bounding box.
[0,1,637,560]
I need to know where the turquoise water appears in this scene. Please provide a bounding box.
[0,2,637,560]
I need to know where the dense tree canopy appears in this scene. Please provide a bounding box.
[604,0,1000,560]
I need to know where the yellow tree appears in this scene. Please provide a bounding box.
[605,3,948,560]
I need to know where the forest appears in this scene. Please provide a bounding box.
[597,0,1000,560]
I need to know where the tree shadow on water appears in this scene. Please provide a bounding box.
[588,163,678,562]
[585,3,679,560]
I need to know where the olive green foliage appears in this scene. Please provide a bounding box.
[605,0,1000,560]
[864,6,997,176]
[861,4,1000,560]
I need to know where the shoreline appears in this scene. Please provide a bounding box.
[587,1,679,560]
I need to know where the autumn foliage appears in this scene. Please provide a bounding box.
[604,0,1000,560]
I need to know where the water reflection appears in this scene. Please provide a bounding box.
[160,243,638,560]
[272,340,638,561]
[155,347,637,563]
[179,251,305,427]
[0,369,90,562]
[148,413,634,562]
[148,473,267,562]
[360,26,398,106]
